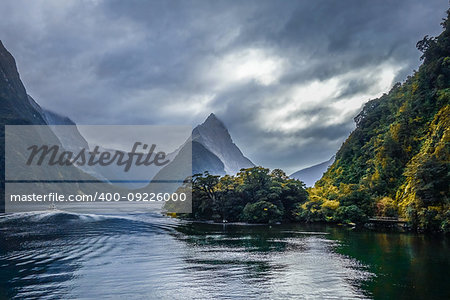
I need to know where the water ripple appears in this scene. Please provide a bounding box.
[0,212,375,299]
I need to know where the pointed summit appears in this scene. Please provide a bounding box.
[192,113,254,174]
[206,112,218,120]
[195,113,231,145]
[202,113,225,128]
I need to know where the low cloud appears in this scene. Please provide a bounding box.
[0,0,447,173]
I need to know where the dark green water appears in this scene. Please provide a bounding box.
[0,212,449,299]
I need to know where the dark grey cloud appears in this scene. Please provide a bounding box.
[0,0,447,173]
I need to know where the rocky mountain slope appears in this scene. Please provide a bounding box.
[290,156,335,187]
[0,41,110,212]
[192,113,254,175]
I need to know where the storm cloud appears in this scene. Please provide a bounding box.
[0,0,447,173]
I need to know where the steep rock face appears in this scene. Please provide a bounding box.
[192,113,254,174]
[1,40,48,191]
[0,41,106,212]
[290,156,335,187]
[0,41,45,125]
[192,141,225,175]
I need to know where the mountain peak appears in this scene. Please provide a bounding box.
[193,113,254,174]
[203,113,225,128]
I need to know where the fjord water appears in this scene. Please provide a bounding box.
[0,212,449,299]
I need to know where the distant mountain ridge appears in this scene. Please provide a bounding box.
[27,95,76,125]
[290,156,335,187]
[27,95,90,152]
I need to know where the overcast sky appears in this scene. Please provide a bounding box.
[1,0,448,173]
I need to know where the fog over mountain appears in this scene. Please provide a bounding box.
[0,0,447,173]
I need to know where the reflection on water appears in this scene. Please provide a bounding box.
[175,224,371,299]
[0,212,449,299]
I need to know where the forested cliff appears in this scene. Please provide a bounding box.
[302,10,450,232]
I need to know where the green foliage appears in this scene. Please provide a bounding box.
[376,197,398,217]
[293,200,326,223]
[242,201,282,224]
[335,205,368,224]
[305,9,450,232]
[189,167,308,224]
